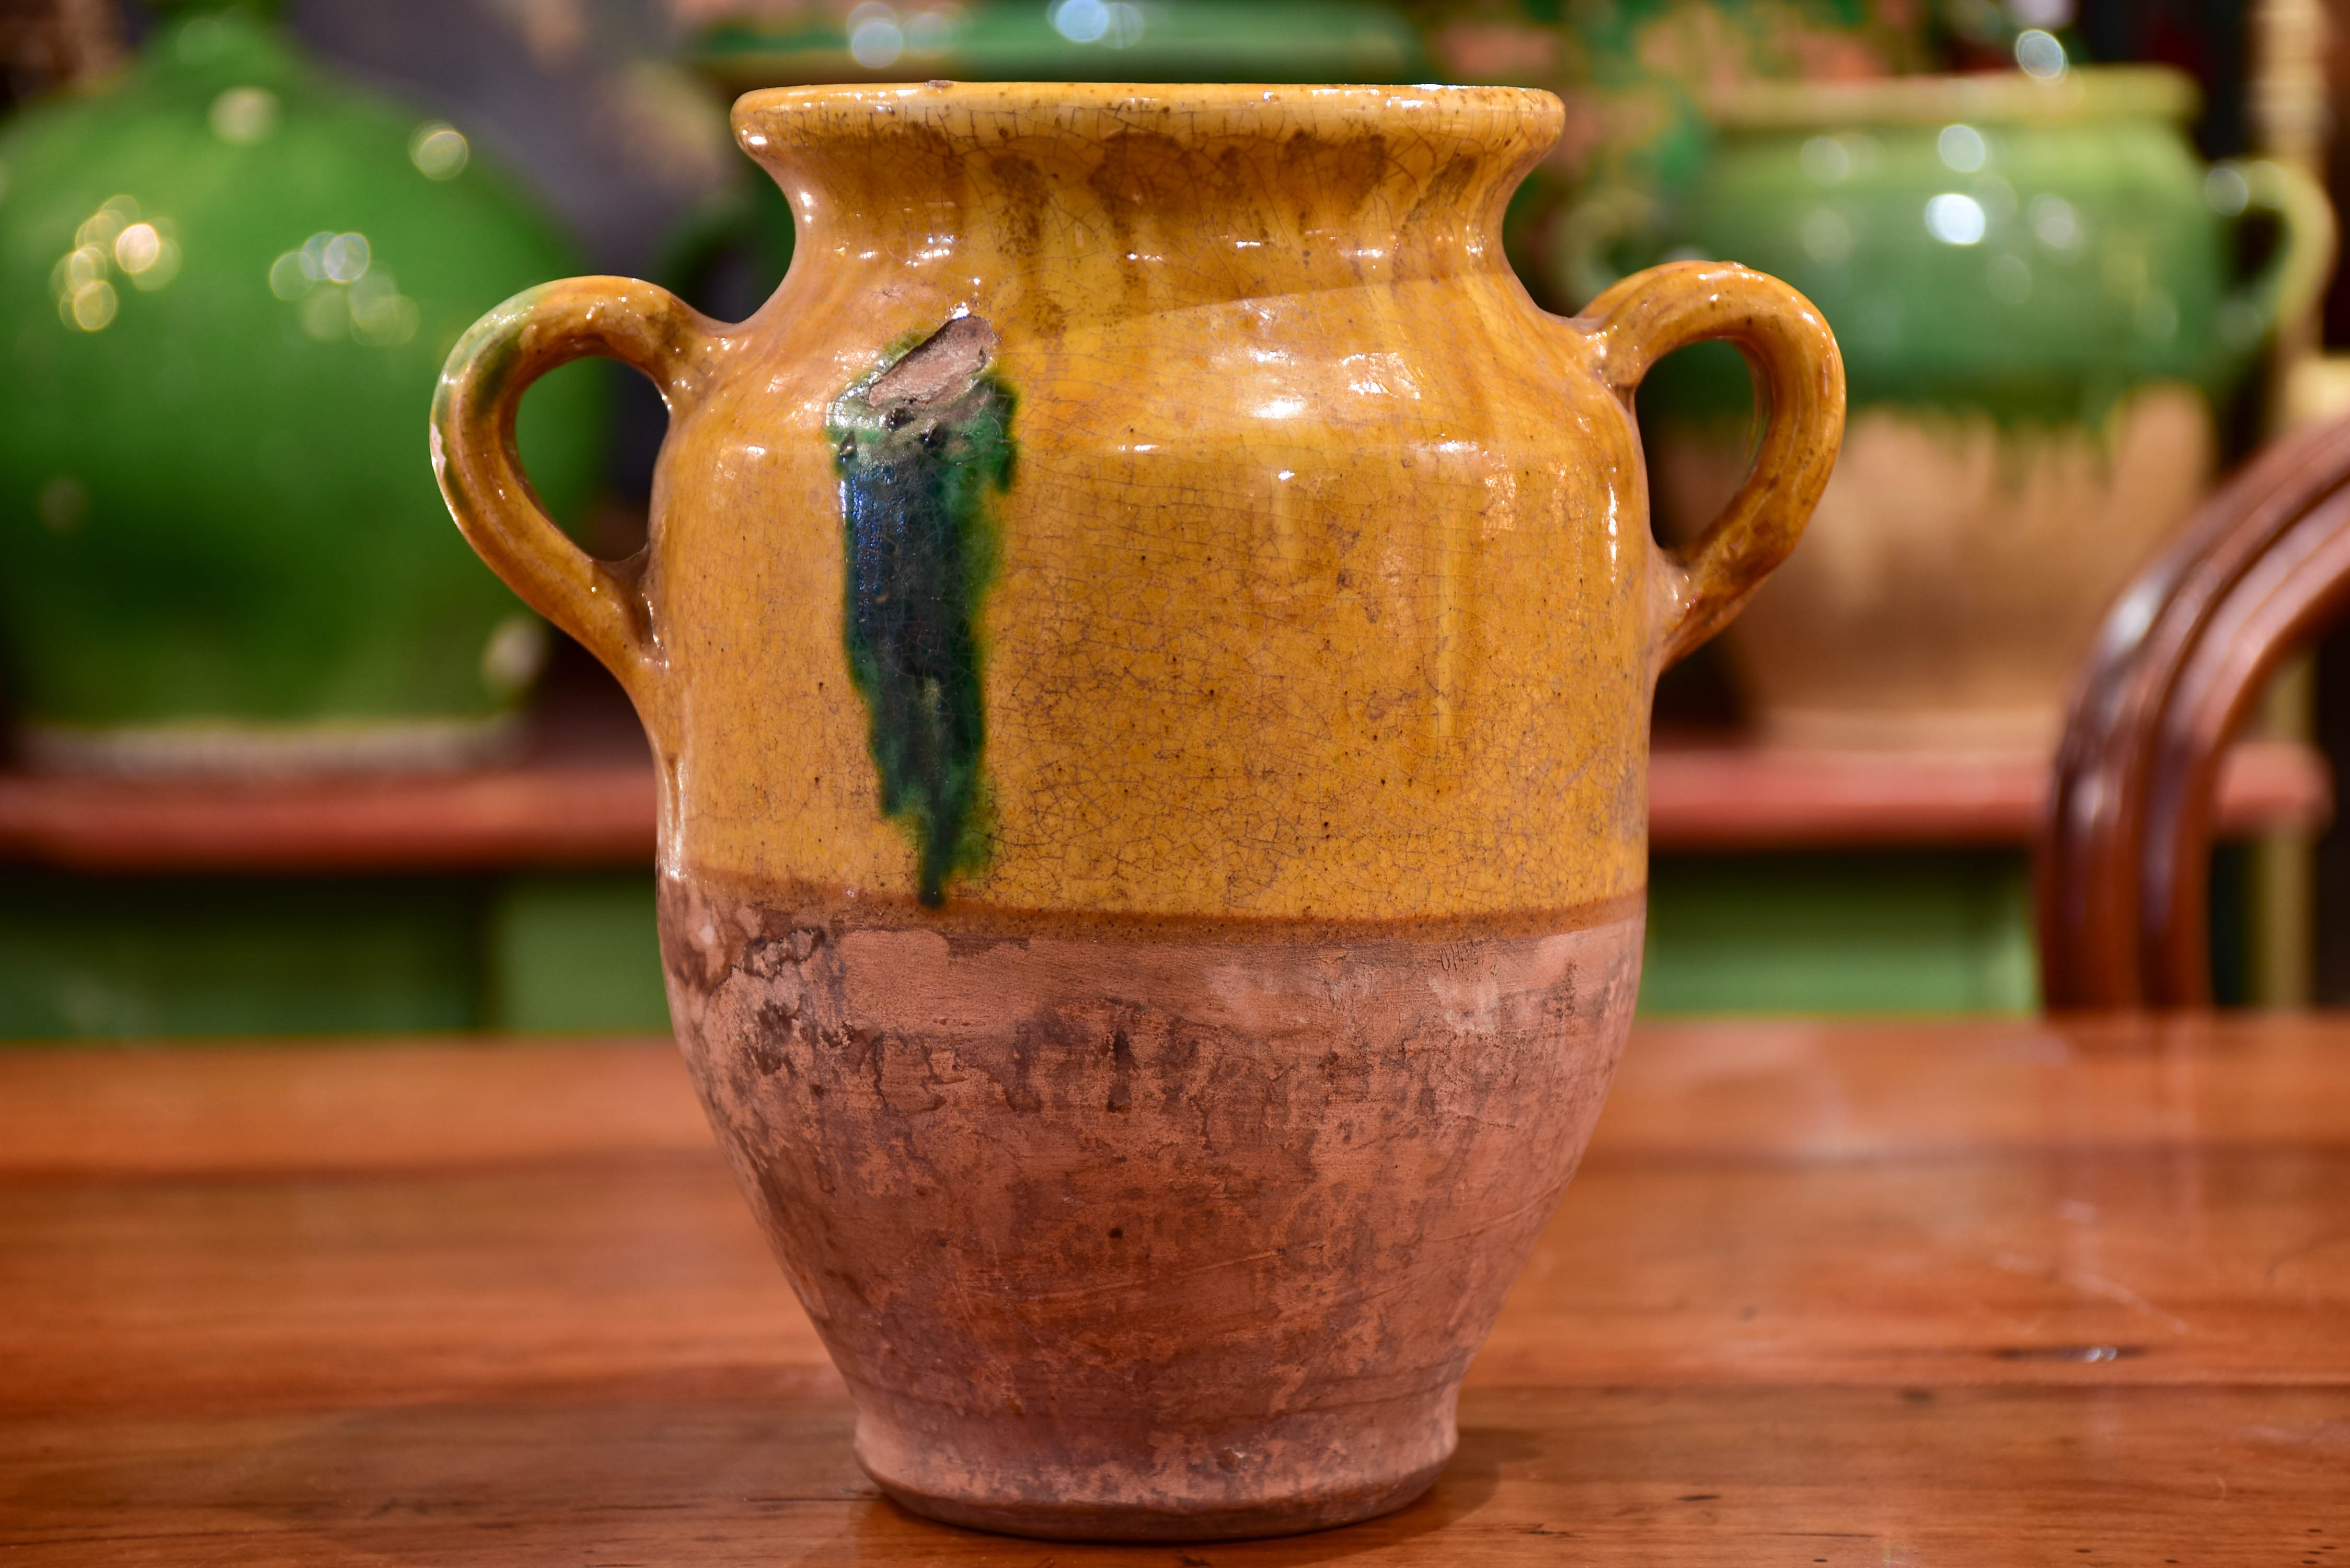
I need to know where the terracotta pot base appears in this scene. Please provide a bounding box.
[660,878,1641,1541]
[871,1430,1447,1541]
[850,1341,1456,1539]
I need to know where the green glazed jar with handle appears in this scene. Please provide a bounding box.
[0,2,602,773]
[1535,0,1935,312]
[1629,68,2336,750]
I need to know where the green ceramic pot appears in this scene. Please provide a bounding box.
[1630,68,2335,748]
[0,6,602,773]
[1540,0,1933,307]
[1643,68,2328,420]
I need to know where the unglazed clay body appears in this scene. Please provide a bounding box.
[433,82,1842,1540]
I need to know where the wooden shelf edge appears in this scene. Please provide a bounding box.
[1648,736,2334,851]
[0,765,658,873]
[0,738,2328,873]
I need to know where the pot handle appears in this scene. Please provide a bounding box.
[430,276,721,726]
[2215,158,2337,360]
[1583,260,1846,671]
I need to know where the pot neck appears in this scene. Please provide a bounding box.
[736,83,1561,309]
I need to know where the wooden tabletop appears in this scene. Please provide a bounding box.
[5,1017,2346,1563]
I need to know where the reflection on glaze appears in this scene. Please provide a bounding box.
[828,315,1013,906]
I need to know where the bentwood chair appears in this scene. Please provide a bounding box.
[2039,412,2350,1009]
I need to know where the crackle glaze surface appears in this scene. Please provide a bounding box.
[435,82,1841,922]
[433,82,1841,1540]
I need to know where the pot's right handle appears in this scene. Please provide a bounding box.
[1583,260,1847,671]
[2215,158,2336,358]
[430,276,722,729]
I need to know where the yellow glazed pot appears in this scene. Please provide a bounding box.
[434,82,1841,1541]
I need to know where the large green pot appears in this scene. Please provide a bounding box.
[0,6,602,773]
[1631,68,2334,748]
[1538,0,1933,310]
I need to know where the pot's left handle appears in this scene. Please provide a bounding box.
[430,276,718,727]
[1581,260,1846,672]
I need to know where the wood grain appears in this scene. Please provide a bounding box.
[4,1018,2347,1561]
[0,1039,707,1178]
[10,1389,2346,1566]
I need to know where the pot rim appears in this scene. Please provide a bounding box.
[1704,64,2196,132]
[732,79,1563,147]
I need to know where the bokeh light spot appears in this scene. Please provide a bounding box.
[321,232,371,283]
[1925,193,1987,247]
[848,3,904,64]
[409,123,470,181]
[68,280,118,331]
[209,86,279,145]
[114,222,160,273]
[2015,30,2068,80]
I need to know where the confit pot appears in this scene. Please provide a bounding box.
[432,81,1843,1541]
[1533,0,1933,313]
[1638,66,2334,750]
[0,4,600,774]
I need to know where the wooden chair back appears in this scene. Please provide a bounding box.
[2039,413,2350,1009]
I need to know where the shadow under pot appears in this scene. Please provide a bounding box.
[1636,66,2333,752]
[0,5,602,776]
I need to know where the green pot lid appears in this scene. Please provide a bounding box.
[1706,64,2197,130]
[688,0,1436,91]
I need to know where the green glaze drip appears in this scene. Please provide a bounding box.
[827,316,1013,906]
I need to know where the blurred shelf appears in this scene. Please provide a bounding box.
[0,760,656,874]
[0,675,656,875]
[0,715,2328,873]
[1648,734,2334,850]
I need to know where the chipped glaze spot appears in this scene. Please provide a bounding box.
[827,315,1013,905]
